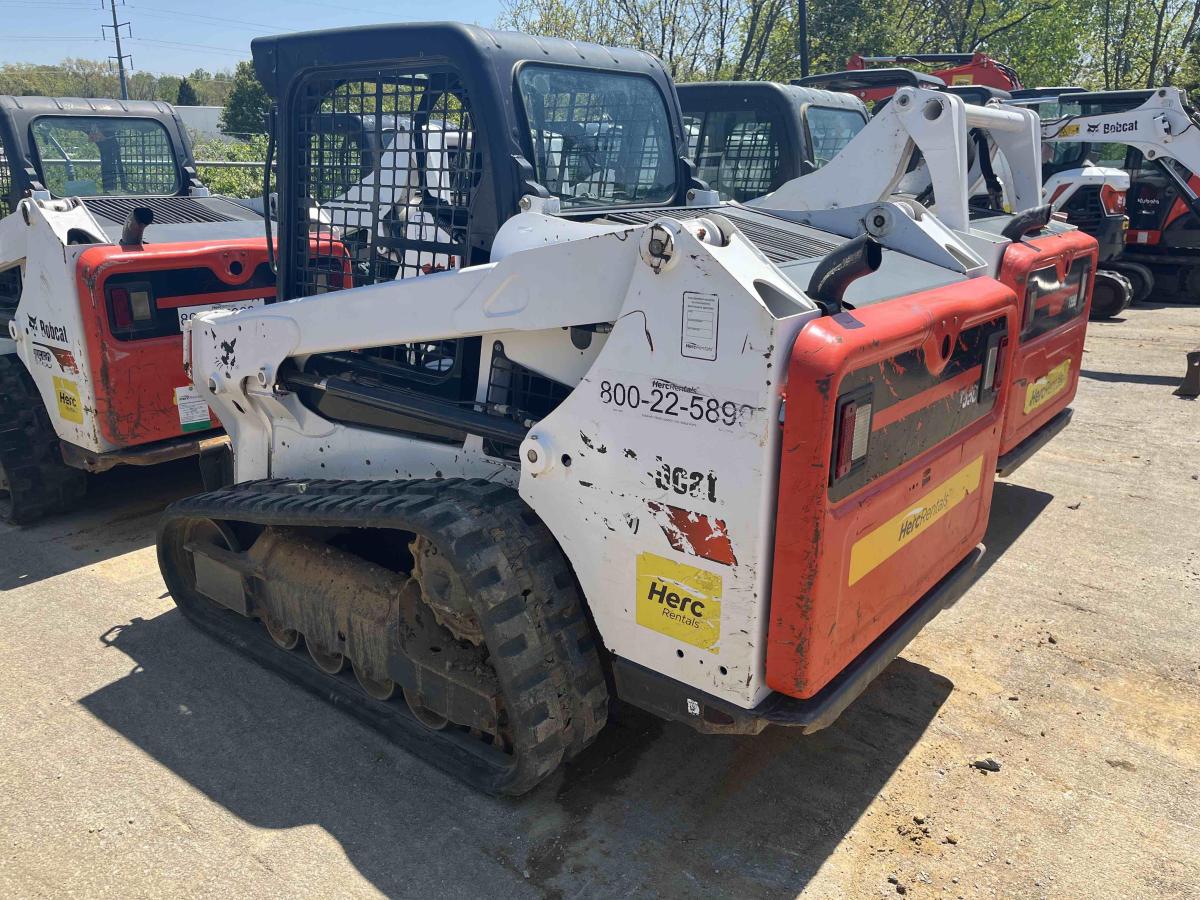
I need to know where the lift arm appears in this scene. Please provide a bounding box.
[752,86,1042,233]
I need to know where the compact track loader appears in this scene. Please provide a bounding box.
[160,23,1079,795]
[0,97,277,523]
[681,75,1098,475]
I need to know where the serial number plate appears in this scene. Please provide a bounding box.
[598,377,759,429]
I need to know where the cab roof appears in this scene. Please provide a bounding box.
[251,21,672,100]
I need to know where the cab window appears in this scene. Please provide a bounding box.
[804,106,867,168]
[31,116,180,197]
[517,66,678,208]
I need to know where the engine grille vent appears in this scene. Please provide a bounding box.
[601,206,842,263]
[82,196,239,225]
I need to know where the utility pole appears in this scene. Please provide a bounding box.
[797,0,810,78]
[102,0,132,100]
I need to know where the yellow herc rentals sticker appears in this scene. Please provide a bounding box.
[847,455,984,586]
[1025,359,1071,414]
[636,552,722,652]
[53,377,83,424]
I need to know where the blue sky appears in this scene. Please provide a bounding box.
[4,0,501,74]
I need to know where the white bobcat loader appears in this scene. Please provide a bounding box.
[158,23,1090,795]
[0,96,272,523]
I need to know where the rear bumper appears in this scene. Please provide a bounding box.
[612,544,984,735]
[997,407,1073,478]
[60,432,230,473]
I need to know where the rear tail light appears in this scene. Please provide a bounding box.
[1100,184,1126,215]
[982,333,1007,396]
[110,287,132,328]
[107,282,156,333]
[832,388,873,480]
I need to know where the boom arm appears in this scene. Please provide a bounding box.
[751,86,1042,233]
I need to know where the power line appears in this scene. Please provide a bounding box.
[101,0,132,100]
[128,38,250,58]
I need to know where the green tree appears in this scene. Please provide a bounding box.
[176,77,199,106]
[219,61,269,138]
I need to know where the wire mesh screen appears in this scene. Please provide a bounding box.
[294,67,482,297]
[290,66,483,392]
[805,106,867,168]
[30,116,179,197]
[686,109,780,202]
[0,140,11,217]
[517,65,677,209]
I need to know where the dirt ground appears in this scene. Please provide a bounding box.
[0,304,1197,900]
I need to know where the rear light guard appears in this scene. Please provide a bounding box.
[1022,256,1091,339]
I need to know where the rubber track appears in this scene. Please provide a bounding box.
[159,477,609,795]
[1090,269,1133,320]
[0,355,86,524]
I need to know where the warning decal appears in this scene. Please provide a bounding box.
[635,552,722,652]
[1024,359,1071,415]
[175,385,212,433]
[53,377,83,424]
[847,455,984,586]
[681,291,718,361]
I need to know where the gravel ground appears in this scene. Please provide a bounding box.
[0,303,1197,900]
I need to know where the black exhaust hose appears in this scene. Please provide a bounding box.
[1000,204,1052,241]
[807,234,883,313]
[120,206,154,247]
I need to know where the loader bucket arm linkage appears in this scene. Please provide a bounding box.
[753,86,1042,234]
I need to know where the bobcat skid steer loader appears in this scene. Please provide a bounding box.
[0,96,285,523]
[160,23,1034,796]
[681,77,1099,476]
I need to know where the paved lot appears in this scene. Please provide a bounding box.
[1,304,1197,900]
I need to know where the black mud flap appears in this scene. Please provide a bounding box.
[1176,351,1200,398]
[197,440,234,491]
[997,408,1073,478]
[612,545,985,736]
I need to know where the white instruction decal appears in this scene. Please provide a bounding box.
[681,291,718,361]
[177,297,265,328]
[175,385,212,434]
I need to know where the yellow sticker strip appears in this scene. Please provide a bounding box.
[848,455,984,586]
[53,376,83,425]
[635,551,723,652]
[1024,359,1071,415]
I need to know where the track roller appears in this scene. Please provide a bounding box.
[157,478,610,795]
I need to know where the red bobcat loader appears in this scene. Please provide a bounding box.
[159,22,1068,795]
[680,75,1098,475]
[0,97,287,523]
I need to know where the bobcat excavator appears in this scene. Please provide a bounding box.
[1034,87,1200,303]
[157,23,1094,795]
[0,97,277,523]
